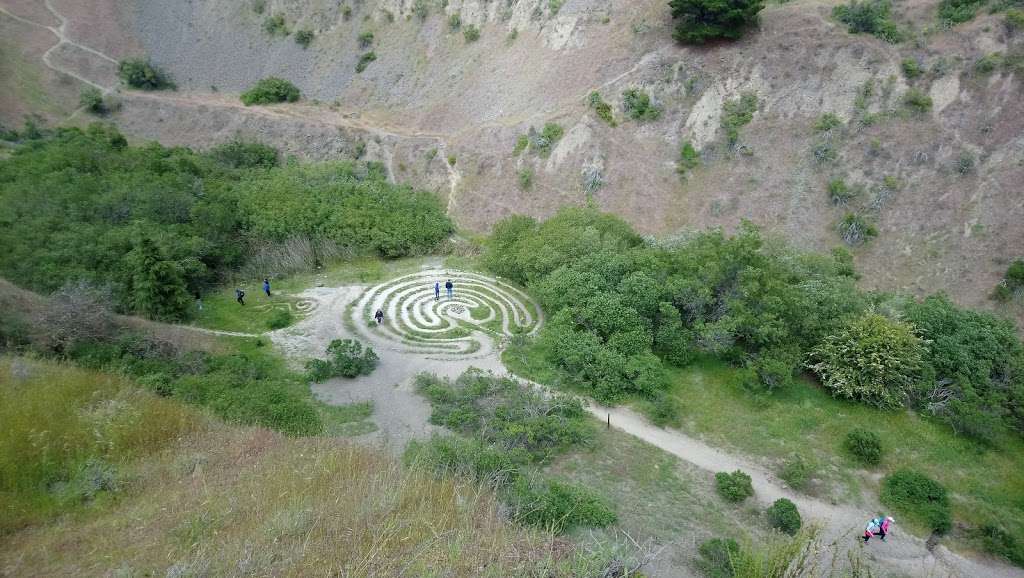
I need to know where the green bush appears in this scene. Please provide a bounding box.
[294,29,314,48]
[780,455,812,490]
[263,13,289,36]
[697,538,740,578]
[833,0,903,43]
[880,469,951,534]
[266,308,293,330]
[622,88,662,121]
[901,58,923,79]
[844,429,883,465]
[995,260,1024,302]
[208,140,279,168]
[448,13,462,31]
[118,58,172,90]
[356,52,377,73]
[827,178,860,205]
[518,168,534,190]
[678,141,700,174]
[304,358,334,383]
[938,0,985,25]
[669,0,765,44]
[1007,9,1024,32]
[814,112,843,132]
[901,89,933,114]
[358,31,374,49]
[715,470,754,502]
[721,92,758,145]
[836,213,878,246]
[766,498,802,535]
[975,53,1004,75]
[405,434,522,487]
[588,91,616,126]
[973,524,1024,566]
[956,151,975,175]
[79,87,106,114]
[463,25,481,42]
[808,313,924,409]
[510,478,617,534]
[513,134,529,155]
[327,339,379,378]
[241,77,301,105]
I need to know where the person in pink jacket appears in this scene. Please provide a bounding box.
[863,516,895,542]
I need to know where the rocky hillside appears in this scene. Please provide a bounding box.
[1,0,1022,315]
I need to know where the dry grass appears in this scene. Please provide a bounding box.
[0,358,593,577]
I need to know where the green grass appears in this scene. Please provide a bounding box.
[319,401,377,436]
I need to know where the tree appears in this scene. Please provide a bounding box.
[669,0,765,44]
[240,77,301,106]
[117,58,172,90]
[807,313,925,410]
[123,234,191,321]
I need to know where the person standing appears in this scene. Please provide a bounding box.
[263,278,272,297]
[374,309,384,325]
[195,291,203,312]
[445,279,453,299]
[434,281,440,301]
[235,288,245,306]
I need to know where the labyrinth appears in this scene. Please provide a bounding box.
[348,271,542,358]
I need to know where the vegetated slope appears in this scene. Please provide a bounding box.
[0,357,582,576]
[2,0,1022,314]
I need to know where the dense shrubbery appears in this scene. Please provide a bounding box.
[881,469,951,533]
[294,29,314,48]
[306,339,378,381]
[938,0,986,25]
[995,260,1024,302]
[356,52,377,73]
[79,87,106,114]
[833,0,903,43]
[844,429,883,465]
[0,125,452,321]
[622,88,662,121]
[669,0,764,44]
[715,470,754,502]
[588,91,617,126]
[721,92,758,145]
[118,58,173,90]
[240,77,301,105]
[807,313,925,410]
[408,371,612,535]
[697,537,740,578]
[766,498,801,535]
[780,454,812,490]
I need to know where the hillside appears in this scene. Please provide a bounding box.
[2,0,1022,318]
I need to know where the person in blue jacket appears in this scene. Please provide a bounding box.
[263,278,272,297]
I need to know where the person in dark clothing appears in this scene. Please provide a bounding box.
[374,309,384,324]
[195,291,203,312]
[434,281,440,301]
[263,278,271,297]
[236,288,245,305]
[445,279,453,299]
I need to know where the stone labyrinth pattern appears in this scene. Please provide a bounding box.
[350,271,542,359]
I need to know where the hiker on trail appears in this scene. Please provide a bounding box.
[195,291,203,312]
[445,279,453,299]
[236,289,245,305]
[374,309,384,325]
[434,281,440,301]
[863,516,895,543]
[263,278,271,297]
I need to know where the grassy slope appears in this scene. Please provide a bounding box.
[0,357,581,576]
[505,341,1024,558]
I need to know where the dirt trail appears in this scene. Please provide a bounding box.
[201,269,1023,578]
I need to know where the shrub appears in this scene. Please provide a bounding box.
[208,140,279,168]
[448,13,462,31]
[678,141,700,174]
[827,178,859,205]
[780,455,812,490]
[327,339,379,378]
[766,498,802,535]
[697,538,740,578]
[995,259,1024,301]
[118,58,172,90]
[975,53,1004,75]
[358,31,374,49]
[833,0,903,43]
[413,0,430,20]
[263,13,289,36]
[304,358,334,383]
[406,435,522,487]
[356,52,377,73]
[669,0,765,44]
[36,281,115,353]
[463,25,481,42]
[622,88,662,121]
[902,89,933,114]
[252,0,265,14]
[938,0,985,25]
[844,429,883,465]
[518,168,534,190]
[241,77,300,105]
[1007,9,1024,32]
[510,478,617,534]
[266,308,293,330]
[588,91,616,126]
[973,524,1024,566]
[447,154,457,166]
[79,87,106,114]
[880,469,952,534]
[813,142,838,164]
[836,213,877,246]
[521,123,564,157]
[715,470,754,502]
[807,313,924,409]
[721,92,758,145]
[956,151,975,175]
[513,134,529,155]
[814,112,843,132]
[901,58,923,79]
[294,29,314,48]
